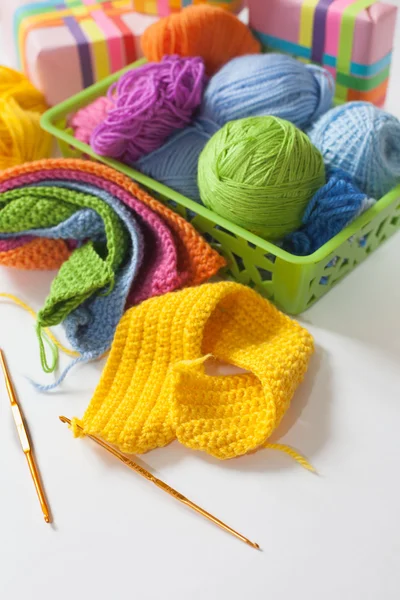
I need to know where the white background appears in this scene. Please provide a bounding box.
[1,9,400,600]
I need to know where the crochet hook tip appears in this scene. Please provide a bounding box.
[250,541,261,551]
[59,416,70,425]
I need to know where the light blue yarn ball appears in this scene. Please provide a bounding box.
[136,118,218,201]
[309,101,400,199]
[200,53,335,130]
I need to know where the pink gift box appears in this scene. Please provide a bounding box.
[132,0,243,17]
[2,1,159,106]
[247,0,398,105]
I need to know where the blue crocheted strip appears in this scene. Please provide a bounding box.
[37,180,144,358]
[32,179,145,391]
[0,207,105,242]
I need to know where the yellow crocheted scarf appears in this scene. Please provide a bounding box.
[72,282,314,460]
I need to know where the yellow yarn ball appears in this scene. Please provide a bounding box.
[0,67,52,170]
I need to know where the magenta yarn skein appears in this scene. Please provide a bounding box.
[91,55,207,163]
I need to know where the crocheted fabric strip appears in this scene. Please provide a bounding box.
[0,186,129,327]
[72,282,314,460]
[0,206,105,242]
[0,236,33,252]
[0,169,186,306]
[37,181,143,359]
[0,159,226,283]
[0,237,70,270]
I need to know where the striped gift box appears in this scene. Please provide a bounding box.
[132,0,243,17]
[13,0,158,105]
[248,0,398,106]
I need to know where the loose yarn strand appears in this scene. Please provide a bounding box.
[264,443,316,473]
[36,323,58,374]
[0,293,80,359]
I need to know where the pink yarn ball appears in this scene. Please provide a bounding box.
[90,55,207,163]
[69,96,114,145]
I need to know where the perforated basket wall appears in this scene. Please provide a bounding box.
[41,60,400,315]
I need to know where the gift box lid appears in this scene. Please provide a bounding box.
[248,0,397,67]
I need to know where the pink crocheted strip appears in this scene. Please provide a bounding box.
[0,236,33,252]
[1,170,187,305]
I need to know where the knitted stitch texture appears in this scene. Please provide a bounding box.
[0,186,129,327]
[32,182,143,365]
[1,169,186,306]
[0,206,105,242]
[0,237,70,270]
[0,159,226,283]
[0,236,33,252]
[72,282,314,459]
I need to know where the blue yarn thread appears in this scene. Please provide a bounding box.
[135,54,334,200]
[309,101,400,199]
[27,180,143,391]
[200,53,335,130]
[283,168,375,256]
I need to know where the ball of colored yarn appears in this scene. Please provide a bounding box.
[137,117,218,201]
[308,101,400,199]
[201,54,334,130]
[0,66,52,169]
[69,96,114,145]
[283,168,375,255]
[198,116,325,240]
[141,4,261,76]
[91,55,206,163]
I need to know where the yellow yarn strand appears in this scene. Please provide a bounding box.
[0,67,52,169]
[0,293,80,358]
[264,443,316,473]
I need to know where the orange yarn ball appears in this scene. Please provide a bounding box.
[141,5,261,75]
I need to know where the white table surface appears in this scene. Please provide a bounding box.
[1,13,400,600]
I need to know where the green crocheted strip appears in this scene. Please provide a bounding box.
[0,187,129,327]
[0,189,77,231]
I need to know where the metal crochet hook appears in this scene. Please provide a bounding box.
[0,349,51,523]
[60,416,260,550]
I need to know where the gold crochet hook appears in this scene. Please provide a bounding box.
[0,349,51,523]
[60,416,260,550]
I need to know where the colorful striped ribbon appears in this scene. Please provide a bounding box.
[312,0,336,63]
[300,0,378,100]
[132,0,243,16]
[15,0,138,90]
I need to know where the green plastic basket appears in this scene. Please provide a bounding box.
[41,59,400,315]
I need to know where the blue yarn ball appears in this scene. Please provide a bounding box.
[283,168,375,255]
[308,101,400,199]
[201,53,335,130]
[136,118,218,201]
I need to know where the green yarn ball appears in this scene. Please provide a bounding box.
[198,116,326,240]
